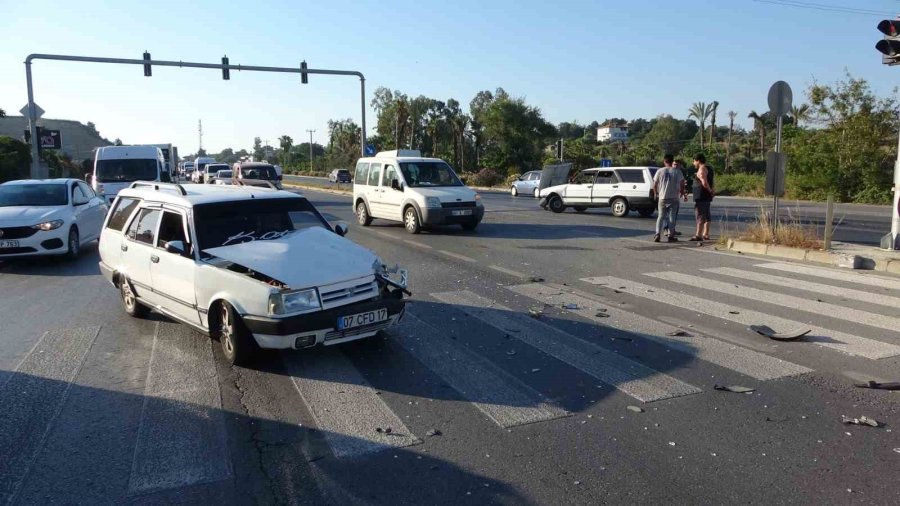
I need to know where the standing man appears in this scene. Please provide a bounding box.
[671,159,690,236]
[652,154,686,242]
[690,153,715,241]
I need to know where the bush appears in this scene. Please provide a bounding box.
[471,168,502,187]
[715,173,766,197]
[0,136,30,183]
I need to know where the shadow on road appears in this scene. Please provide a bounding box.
[0,244,101,278]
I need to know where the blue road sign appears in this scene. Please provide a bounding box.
[364,144,376,156]
[600,158,612,168]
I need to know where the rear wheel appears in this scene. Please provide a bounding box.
[356,201,372,226]
[219,302,256,366]
[510,186,518,197]
[120,277,149,318]
[404,207,421,234]
[533,188,540,198]
[611,197,630,217]
[548,195,566,213]
[573,206,588,213]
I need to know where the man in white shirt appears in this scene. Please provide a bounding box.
[652,154,687,242]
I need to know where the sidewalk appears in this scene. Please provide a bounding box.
[726,238,900,274]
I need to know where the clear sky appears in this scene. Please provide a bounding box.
[2,0,898,155]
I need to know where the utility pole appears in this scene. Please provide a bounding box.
[306,129,316,171]
[198,119,203,154]
[264,139,270,161]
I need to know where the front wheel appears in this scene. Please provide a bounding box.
[611,197,630,217]
[533,188,540,198]
[404,207,421,234]
[510,186,518,197]
[356,201,373,226]
[219,302,257,366]
[548,196,566,214]
[66,227,80,260]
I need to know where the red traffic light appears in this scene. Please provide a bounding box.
[878,19,900,37]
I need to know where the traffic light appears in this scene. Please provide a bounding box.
[876,20,900,65]
[301,60,308,84]
[143,51,152,76]
[222,56,230,80]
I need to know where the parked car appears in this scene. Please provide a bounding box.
[329,169,352,183]
[91,145,167,203]
[232,162,283,189]
[352,150,484,234]
[203,164,230,184]
[193,157,217,183]
[98,182,409,365]
[214,170,233,185]
[180,162,194,181]
[510,170,542,197]
[0,178,109,259]
[538,166,658,217]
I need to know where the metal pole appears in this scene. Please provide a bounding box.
[891,127,900,249]
[773,115,783,232]
[824,195,834,250]
[360,77,367,157]
[306,129,315,171]
[25,61,41,179]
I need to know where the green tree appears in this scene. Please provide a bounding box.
[278,135,293,165]
[688,102,712,149]
[747,111,766,157]
[252,137,265,161]
[790,104,811,128]
[479,92,556,173]
[0,109,6,118]
[0,136,30,182]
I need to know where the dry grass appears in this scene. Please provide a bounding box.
[718,206,823,250]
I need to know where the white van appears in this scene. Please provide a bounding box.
[92,145,165,203]
[352,150,483,234]
[193,157,217,182]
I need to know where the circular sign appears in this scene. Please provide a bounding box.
[768,81,793,117]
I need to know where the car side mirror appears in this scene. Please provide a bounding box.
[391,179,403,191]
[165,240,186,255]
[334,223,349,237]
[517,176,523,181]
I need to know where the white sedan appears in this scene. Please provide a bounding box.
[0,178,108,259]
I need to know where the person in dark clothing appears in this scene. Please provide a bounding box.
[690,153,715,241]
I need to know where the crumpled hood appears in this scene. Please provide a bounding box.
[203,226,378,289]
[0,206,64,227]
[412,186,478,202]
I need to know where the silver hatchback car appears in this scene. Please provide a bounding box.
[510,170,542,197]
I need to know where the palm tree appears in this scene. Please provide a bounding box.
[790,104,811,128]
[708,101,719,151]
[726,111,737,171]
[748,111,765,157]
[278,135,293,165]
[688,102,712,149]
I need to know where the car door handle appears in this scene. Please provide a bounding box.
[151,255,159,263]
[121,244,128,252]
[612,185,619,188]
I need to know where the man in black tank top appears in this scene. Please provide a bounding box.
[690,153,715,241]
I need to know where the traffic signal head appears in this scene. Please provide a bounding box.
[877,20,900,64]
[301,60,308,84]
[222,56,230,80]
[878,19,900,37]
[143,51,151,77]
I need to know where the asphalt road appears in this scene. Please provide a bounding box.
[1,187,899,504]
[284,174,893,246]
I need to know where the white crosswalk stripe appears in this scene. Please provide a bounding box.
[431,290,702,403]
[756,262,900,291]
[395,314,569,428]
[285,348,421,459]
[645,271,900,333]
[510,283,811,381]
[702,267,900,309]
[584,276,900,360]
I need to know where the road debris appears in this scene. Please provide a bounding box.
[749,324,811,341]
[714,385,756,394]
[728,310,740,314]
[375,427,393,434]
[528,277,545,283]
[627,405,645,413]
[531,368,541,373]
[562,303,579,310]
[426,429,443,437]
[528,308,543,318]
[668,442,676,447]
[842,415,882,428]
[595,312,611,318]
[854,380,900,391]
[666,330,691,337]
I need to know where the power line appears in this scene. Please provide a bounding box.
[751,0,897,16]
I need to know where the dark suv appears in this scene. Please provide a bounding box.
[329,169,352,183]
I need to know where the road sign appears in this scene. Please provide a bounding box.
[599,158,612,168]
[767,81,793,117]
[765,151,786,197]
[39,129,61,149]
[19,103,45,119]
[364,144,376,156]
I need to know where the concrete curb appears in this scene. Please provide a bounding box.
[723,239,900,272]
[284,183,351,196]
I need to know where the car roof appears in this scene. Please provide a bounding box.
[116,183,301,208]
[359,156,445,163]
[240,162,275,168]
[1,178,76,186]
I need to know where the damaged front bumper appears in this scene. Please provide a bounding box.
[242,296,407,350]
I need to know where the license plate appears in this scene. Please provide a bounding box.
[452,209,472,216]
[337,308,388,330]
[0,240,20,248]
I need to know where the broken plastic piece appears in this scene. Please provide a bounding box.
[528,277,545,283]
[426,429,442,437]
[714,384,755,394]
[667,330,691,337]
[854,381,900,391]
[627,406,644,413]
[842,415,882,428]
[595,312,610,318]
[749,325,811,341]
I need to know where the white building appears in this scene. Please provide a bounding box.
[596,125,628,142]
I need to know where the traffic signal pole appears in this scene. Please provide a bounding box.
[876,19,900,249]
[24,53,368,178]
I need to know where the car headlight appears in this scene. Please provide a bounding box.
[32,219,64,231]
[424,196,442,208]
[268,288,321,315]
[474,193,483,206]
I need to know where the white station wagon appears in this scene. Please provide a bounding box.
[539,166,659,217]
[98,182,408,364]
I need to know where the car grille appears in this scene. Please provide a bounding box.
[319,278,379,309]
[325,320,392,341]
[0,227,38,239]
[0,247,37,255]
[441,201,476,208]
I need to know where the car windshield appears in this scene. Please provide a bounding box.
[337,170,349,175]
[242,166,276,180]
[399,162,462,187]
[96,159,158,182]
[193,197,329,253]
[0,184,68,207]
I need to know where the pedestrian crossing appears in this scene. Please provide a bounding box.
[4,259,900,501]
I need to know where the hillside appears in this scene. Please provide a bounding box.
[0,116,113,162]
